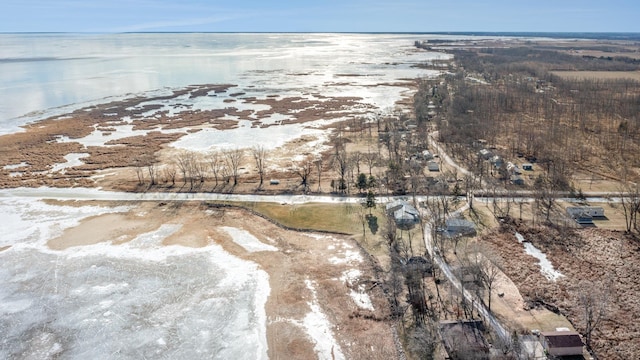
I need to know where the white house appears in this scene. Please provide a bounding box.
[386,200,420,229]
[566,206,605,225]
[478,149,492,160]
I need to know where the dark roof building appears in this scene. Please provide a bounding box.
[540,331,584,357]
[510,174,525,185]
[427,161,439,172]
[445,218,476,237]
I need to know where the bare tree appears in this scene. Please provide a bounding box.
[191,155,206,185]
[406,323,437,360]
[332,146,350,194]
[292,157,313,193]
[575,279,611,351]
[224,148,244,186]
[314,157,323,192]
[133,159,145,185]
[162,163,177,186]
[533,175,555,223]
[619,183,640,233]
[146,162,158,186]
[176,151,194,187]
[364,150,377,176]
[251,145,267,189]
[478,247,502,312]
[206,151,223,188]
[351,151,363,174]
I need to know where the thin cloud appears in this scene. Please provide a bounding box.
[107,15,239,33]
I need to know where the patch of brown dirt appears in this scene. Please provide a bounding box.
[481,220,640,359]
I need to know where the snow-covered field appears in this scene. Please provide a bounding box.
[0,198,270,359]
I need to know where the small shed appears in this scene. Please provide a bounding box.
[540,331,584,357]
[522,163,533,171]
[507,162,522,175]
[570,206,604,217]
[427,161,440,172]
[446,218,476,237]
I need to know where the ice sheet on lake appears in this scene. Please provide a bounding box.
[3,161,28,170]
[50,153,90,173]
[515,232,564,281]
[56,125,185,148]
[0,198,271,360]
[221,226,278,252]
[0,197,129,248]
[2,33,450,136]
[171,119,334,152]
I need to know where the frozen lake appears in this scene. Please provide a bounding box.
[0,33,450,134]
[0,198,270,359]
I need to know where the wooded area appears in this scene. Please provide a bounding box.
[425,46,640,190]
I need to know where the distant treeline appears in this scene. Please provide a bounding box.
[419,32,640,41]
[456,47,640,73]
[415,45,640,187]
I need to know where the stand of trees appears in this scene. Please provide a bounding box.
[424,47,640,188]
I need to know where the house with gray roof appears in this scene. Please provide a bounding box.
[566,206,605,226]
[445,218,476,237]
[386,200,420,229]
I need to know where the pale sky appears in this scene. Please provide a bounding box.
[2,0,638,33]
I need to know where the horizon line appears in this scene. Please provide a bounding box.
[2,31,640,36]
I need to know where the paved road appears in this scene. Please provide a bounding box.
[0,186,623,206]
[0,187,443,205]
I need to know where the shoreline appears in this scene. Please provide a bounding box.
[0,76,428,192]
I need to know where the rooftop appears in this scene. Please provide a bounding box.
[541,331,584,348]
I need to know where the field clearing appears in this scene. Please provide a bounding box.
[561,49,640,60]
[244,202,363,235]
[551,70,640,81]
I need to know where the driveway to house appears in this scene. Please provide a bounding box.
[422,204,511,344]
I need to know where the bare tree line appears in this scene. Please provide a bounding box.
[428,47,640,189]
[133,148,247,191]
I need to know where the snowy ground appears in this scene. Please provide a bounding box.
[0,198,270,360]
[515,232,564,281]
[0,195,395,359]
